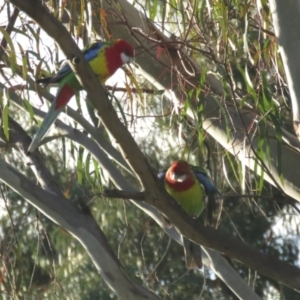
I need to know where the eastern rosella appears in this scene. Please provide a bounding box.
[158,160,221,269]
[27,39,134,154]
[158,160,221,219]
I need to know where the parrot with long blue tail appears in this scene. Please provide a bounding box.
[158,160,222,269]
[27,39,134,155]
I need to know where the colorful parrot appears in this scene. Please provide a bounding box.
[158,160,221,269]
[158,160,221,220]
[27,39,134,155]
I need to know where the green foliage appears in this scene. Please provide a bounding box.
[0,0,299,299]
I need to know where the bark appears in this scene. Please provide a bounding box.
[98,0,300,202]
[6,0,300,295]
[0,157,161,300]
[6,81,262,300]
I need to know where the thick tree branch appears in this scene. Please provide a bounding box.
[0,158,161,300]
[1,117,63,195]
[103,189,145,201]
[99,0,300,203]
[8,0,300,292]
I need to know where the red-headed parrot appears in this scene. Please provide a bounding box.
[27,39,134,155]
[158,160,221,269]
[158,160,221,219]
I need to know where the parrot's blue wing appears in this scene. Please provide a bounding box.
[56,42,106,78]
[192,166,221,196]
[55,42,106,79]
[38,42,107,86]
[192,165,222,226]
[82,42,106,61]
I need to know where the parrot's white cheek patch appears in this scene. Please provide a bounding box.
[170,173,187,182]
[121,53,133,64]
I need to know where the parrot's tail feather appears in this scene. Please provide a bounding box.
[27,102,62,155]
[27,85,75,155]
[36,77,53,88]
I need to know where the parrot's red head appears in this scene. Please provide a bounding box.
[105,39,134,78]
[113,39,134,64]
[165,160,195,191]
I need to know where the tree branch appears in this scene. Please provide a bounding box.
[8,0,300,292]
[0,157,161,300]
[103,189,145,201]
